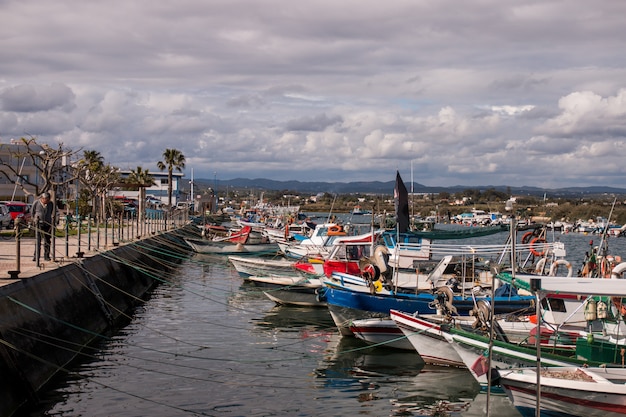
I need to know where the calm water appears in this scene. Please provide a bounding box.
[20,228,626,417]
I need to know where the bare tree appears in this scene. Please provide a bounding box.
[0,136,79,201]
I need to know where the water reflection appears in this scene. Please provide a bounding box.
[253,305,336,331]
[314,334,487,416]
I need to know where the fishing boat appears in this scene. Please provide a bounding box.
[277,223,348,259]
[185,238,279,255]
[322,280,534,336]
[390,310,468,367]
[497,366,626,417]
[228,255,298,277]
[247,275,325,307]
[348,317,414,350]
[278,223,376,260]
[446,269,626,390]
[350,205,372,215]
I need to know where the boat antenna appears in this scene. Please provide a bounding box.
[411,160,414,226]
[326,193,337,223]
[597,196,617,274]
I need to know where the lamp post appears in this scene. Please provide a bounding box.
[214,172,218,213]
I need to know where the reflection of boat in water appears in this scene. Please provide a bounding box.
[316,334,483,414]
[252,305,335,332]
[316,334,424,384]
[463,391,518,417]
[390,365,482,414]
[246,275,325,307]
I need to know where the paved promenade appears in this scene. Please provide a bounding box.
[0,220,180,283]
[0,233,110,283]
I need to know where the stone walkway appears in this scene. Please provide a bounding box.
[0,223,173,283]
[0,232,115,283]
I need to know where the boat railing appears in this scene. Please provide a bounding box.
[394,241,562,258]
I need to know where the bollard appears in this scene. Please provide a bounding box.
[105,217,109,248]
[87,215,92,251]
[76,215,82,258]
[7,220,21,279]
[35,220,40,267]
[65,214,70,257]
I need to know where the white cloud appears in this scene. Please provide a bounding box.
[1,0,626,188]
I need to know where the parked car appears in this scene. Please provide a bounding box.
[146,196,163,208]
[0,203,11,229]
[0,201,32,228]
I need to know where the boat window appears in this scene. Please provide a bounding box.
[346,246,359,260]
[540,297,567,313]
[381,234,394,247]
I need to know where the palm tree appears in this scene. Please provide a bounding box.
[127,166,155,222]
[157,148,185,208]
[78,150,106,218]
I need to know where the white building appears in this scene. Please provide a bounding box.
[116,170,184,206]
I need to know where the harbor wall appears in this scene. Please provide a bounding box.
[0,229,192,417]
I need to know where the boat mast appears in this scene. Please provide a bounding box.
[411,161,414,228]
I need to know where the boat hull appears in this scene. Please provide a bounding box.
[186,238,279,255]
[349,318,414,350]
[390,310,465,367]
[323,284,534,335]
[498,367,626,417]
[247,275,325,307]
[228,255,296,277]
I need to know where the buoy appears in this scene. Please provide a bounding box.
[597,300,608,319]
[584,298,597,321]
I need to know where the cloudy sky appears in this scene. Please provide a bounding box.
[1,1,626,188]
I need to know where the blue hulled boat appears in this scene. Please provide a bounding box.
[321,281,534,336]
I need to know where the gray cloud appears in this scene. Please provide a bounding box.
[1,1,626,188]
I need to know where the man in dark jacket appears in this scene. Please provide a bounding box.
[31,192,54,261]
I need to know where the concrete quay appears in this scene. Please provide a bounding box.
[0,224,195,417]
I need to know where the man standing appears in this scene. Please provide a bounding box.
[32,192,54,261]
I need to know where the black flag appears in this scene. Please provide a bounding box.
[394,171,409,233]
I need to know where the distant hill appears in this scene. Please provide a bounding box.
[189,177,626,198]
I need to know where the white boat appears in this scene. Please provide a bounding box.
[389,310,467,367]
[277,223,347,259]
[350,205,372,215]
[228,255,298,277]
[497,366,626,417]
[349,317,418,351]
[185,238,279,255]
[247,275,325,307]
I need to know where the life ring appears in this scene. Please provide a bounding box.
[435,286,458,316]
[373,245,390,274]
[611,297,626,319]
[327,225,345,236]
[611,262,626,279]
[521,231,534,244]
[529,237,547,257]
[470,300,492,330]
[548,259,573,277]
[361,263,381,282]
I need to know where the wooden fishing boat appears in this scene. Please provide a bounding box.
[497,366,626,417]
[247,275,325,307]
[348,317,414,350]
[185,238,279,255]
[228,255,298,277]
[322,281,534,336]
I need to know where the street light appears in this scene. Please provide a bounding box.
[214,172,218,213]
